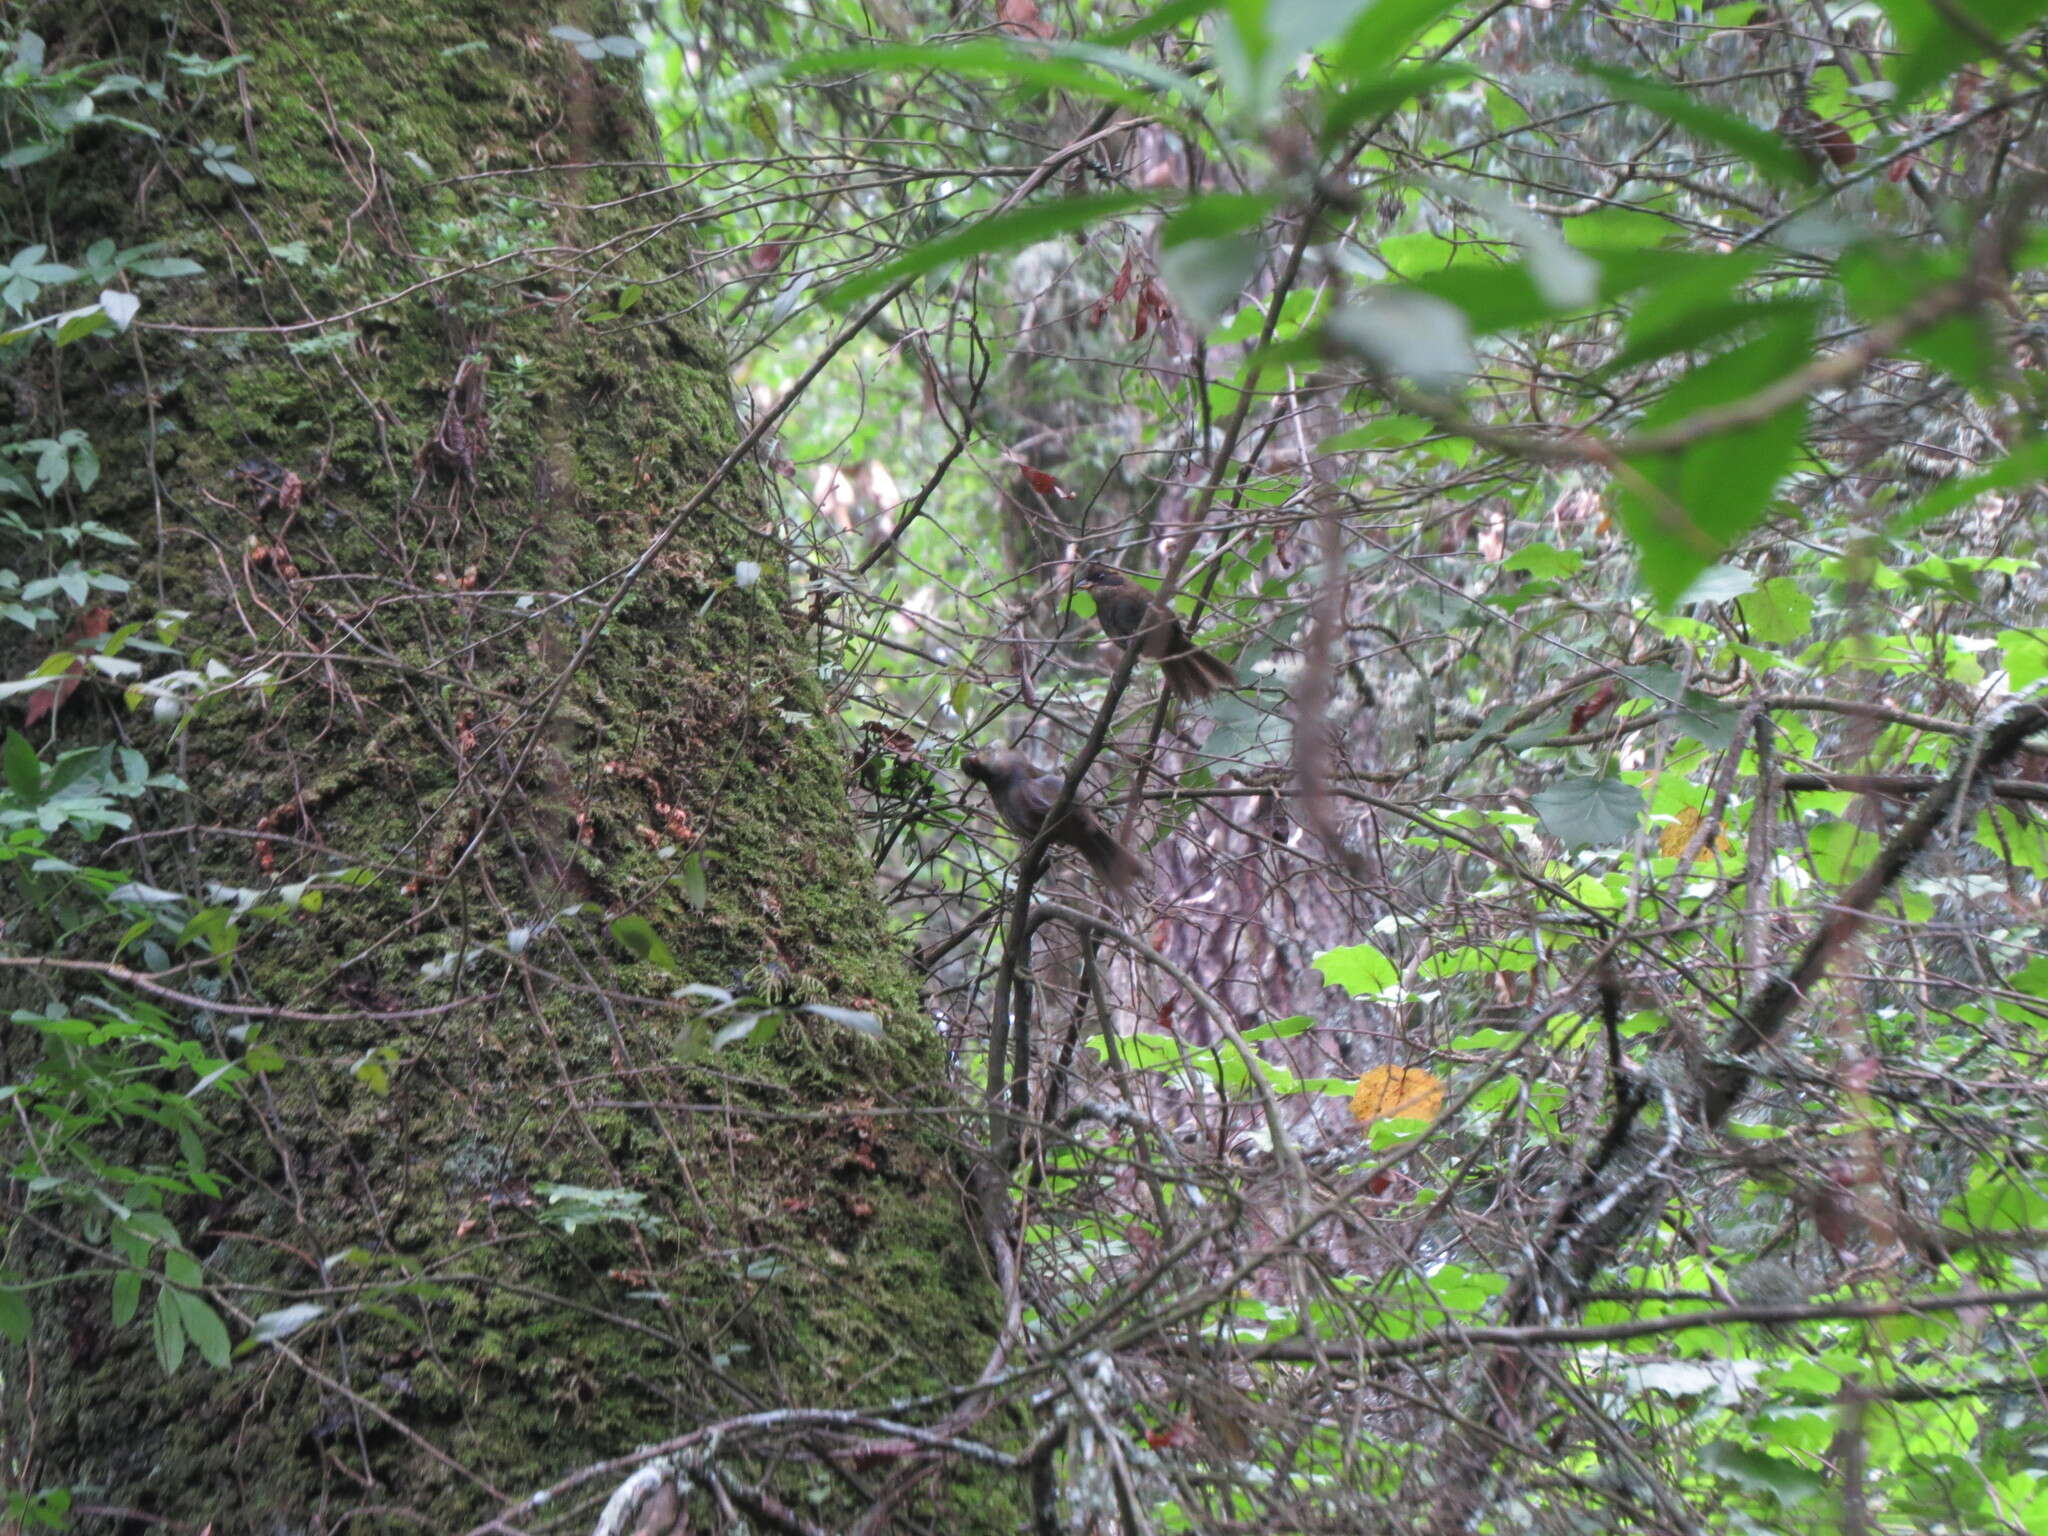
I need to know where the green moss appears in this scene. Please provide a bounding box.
[2,2,1020,1530]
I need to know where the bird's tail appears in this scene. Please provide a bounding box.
[1162,645,1237,702]
[1075,827,1144,896]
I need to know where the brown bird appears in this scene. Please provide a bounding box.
[1076,564,1236,702]
[960,747,1142,895]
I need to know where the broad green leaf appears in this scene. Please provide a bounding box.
[173,1290,231,1367]
[128,256,205,278]
[1332,0,1465,79]
[1885,436,2048,534]
[1158,234,1261,332]
[1676,564,1756,604]
[1315,943,1398,996]
[1616,312,1812,607]
[1503,544,1584,581]
[608,914,679,972]
[1219,0,1382,116]
[2000,628,2048,689]
[1532,774,1644,848]
[2,729,40,798]
[1945,1157,2048,1234]
[1581,64,1813,186]
[1095,0,1216,45]
[1243,1014,1316,1040]
[1739,576,1813,644]
[0,1283,27,1344]
[831,192,1148,310]
[152,1287,186,1374]
[1700,1440,1827,1506]
[1407,260,1566,334]
[742,40,1194,121]
[1881,0,2048,103]
[1320,63,1472,146]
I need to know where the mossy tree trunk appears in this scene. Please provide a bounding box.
[1,3,1014,1529]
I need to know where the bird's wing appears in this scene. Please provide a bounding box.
[1013,771,1070,825]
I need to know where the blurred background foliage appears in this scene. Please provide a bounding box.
[633,0,2048,1529]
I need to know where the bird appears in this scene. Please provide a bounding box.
[1075,564,1236,702]
[960,747,1142,895]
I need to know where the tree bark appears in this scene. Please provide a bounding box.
[1,3,1016,1529]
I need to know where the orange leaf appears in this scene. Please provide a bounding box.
[1351,1065,1443,1131]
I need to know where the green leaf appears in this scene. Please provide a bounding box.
[1332,0,1466,79]
[680,850,707,911]
[1320,63,1472,146]
[1502,544,1584,581]
[2,730,40,798]
[745,39,1194,124]
[608,914,679,972]
[1093,0,1215,45]
[152,1286,187,1374]
[1699,1440,1826,1505]
[52,305,111,346]
[1739,576,1814,644]
[173,1290,231,1367]
[1885,436,2048,534]
[1243,1014,1316,1041]
[1158,233,1261,333]
[1532,774,1645,848]
[2000,628,2048,690]
[1676,564,1756,604]
[0,1283,28,1344]
[1881,0,2048,103]
[163,1248,201,1289]
[830,192,1148,310]
[1615,312,1812,607]
[69,439,99,492]
[1315,942,1398,996]
[128,256,204,278]
[1580,64,1813,186]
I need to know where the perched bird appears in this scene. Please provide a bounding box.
[1076,564,1236,702]
[960,747,1142,895]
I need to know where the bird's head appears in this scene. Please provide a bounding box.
[1079,562,1133,594]
[961,747,1027,786]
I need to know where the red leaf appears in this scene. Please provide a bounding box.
[22,606,112,728]
[1569,680,1617,734]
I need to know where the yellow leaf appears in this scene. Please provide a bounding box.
[1658,805,1732,860]
[1351,1065,1443,1130]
